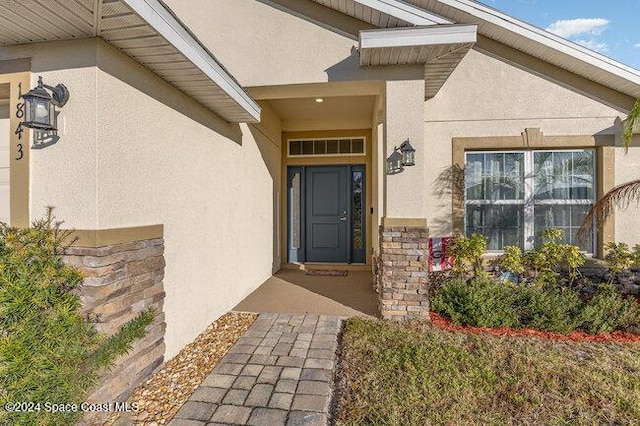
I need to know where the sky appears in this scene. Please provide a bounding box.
[482,0,640,70]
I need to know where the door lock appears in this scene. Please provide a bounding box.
[340,210,348,222]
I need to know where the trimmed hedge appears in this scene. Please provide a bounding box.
[432,277,639,334]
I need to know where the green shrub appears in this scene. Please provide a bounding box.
[431,277,519,329]
[605,242,633,281]
[496,229,585,287]
[632,245,640,269]
[497,246,525,278]
[524,229,585,286]
[432,277,636,334]
[580,284,640,334]
[447,233,487,278]
[0,210,154,425]
[512,284,582,333]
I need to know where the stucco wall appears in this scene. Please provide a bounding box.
[614,142,640,246]
[423,46,639,247]
[1,38,281,358]
[162,0,422,87]
[94,42,281,357]
[0,39,100,228]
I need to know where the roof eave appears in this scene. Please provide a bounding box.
[122,0,261,122]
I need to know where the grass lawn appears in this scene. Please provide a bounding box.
[334,318,640,425]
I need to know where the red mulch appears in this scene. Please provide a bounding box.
[429,312,640,343]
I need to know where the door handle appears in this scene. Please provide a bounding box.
[340,210,348,222]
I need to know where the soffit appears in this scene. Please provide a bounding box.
[0,0,260,123]
[359,25,477,98]
[311,0,452,27]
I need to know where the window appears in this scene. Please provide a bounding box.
[465,150,595,253]
[288,137,365,157]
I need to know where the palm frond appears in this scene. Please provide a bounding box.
[623,98,640,151]
[578,179,640,241]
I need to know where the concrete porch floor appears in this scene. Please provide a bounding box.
[233,269,380,318]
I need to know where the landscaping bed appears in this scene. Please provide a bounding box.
[334,318,640,426]
[106,312,256,425]
[430,312,640,343]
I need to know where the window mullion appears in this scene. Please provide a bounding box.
[523,151,535,250]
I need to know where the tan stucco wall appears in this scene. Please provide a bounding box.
[384,79,426,219]
[94,42,282,357]
[162,0,423,87]
[1,39,282,358]
[423,46,638,247]
[0,39,99,228]
[614,143,640,246]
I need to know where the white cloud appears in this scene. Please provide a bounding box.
[574,39,609,53]
[635,43,640,48]
[546,18,609,38]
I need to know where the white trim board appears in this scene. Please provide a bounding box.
[432,0,640,82]
[360,24,477,49]
[354,0,452,25]
[123,0,261,122]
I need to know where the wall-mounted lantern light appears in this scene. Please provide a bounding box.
[20,76,69,131]
[399,139,416,167]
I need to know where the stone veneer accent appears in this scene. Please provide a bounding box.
[574,268,640,295]
[63,237,166,411]
[377,225,430,320]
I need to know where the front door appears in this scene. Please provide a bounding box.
[306,166,349,262]
[287,165,366,264]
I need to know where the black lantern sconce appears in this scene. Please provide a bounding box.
[399,139,416,167]
[20,76,69,131]
[386,139,417,175]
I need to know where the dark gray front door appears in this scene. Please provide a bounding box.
[305,166,349,262]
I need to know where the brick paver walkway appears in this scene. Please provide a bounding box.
[168,313,342,426]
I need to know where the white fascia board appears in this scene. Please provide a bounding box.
[122,0,261,122]
[356,0,452,25]
[360,24,476,49]
[432,0,640,86]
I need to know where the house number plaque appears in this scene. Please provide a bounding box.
[14,83,24,160]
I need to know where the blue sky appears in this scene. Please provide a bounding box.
[482,0,640,70]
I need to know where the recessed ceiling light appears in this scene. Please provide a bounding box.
[315,98,324,103]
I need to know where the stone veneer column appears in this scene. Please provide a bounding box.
[63,231,166,408]
[378,221,430,320]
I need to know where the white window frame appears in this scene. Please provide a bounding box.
[465,149,596,253]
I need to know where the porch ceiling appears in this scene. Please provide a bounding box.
[359,25,477,98]
[266,95,377,132]
[0,0,260,123]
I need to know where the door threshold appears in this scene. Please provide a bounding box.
[283,263,371,272]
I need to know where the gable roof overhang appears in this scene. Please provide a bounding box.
[359,24,477,98]
[313,0,640,103]
[313,0,450,27]
[0,0,261,123]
